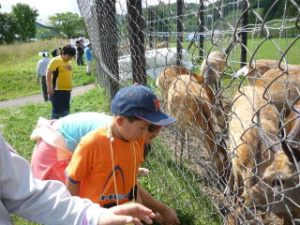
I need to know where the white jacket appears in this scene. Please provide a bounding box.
[0,133,107,225]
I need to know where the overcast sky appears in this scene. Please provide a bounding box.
[0,0,202,24]
[0,0,80,23]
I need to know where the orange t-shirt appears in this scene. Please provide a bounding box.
[66,127,144,207]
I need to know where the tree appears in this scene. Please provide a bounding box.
[0,13,18,44]
[49,12,85,38]
[11,3,38,41]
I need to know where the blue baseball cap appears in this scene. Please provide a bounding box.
[111,84,176,126]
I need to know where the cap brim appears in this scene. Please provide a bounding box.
[136,111,176,126]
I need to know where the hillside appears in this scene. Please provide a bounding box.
[35,22,58,39]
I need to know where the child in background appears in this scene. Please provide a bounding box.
[36,51,50,101]
[46,45,76,119]
[66,84,180,225]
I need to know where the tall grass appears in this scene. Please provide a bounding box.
[0,38,68,64]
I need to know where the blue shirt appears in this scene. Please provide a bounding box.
[84,47,93,62]
[55,112,112,152]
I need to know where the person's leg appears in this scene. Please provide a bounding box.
[49,92,60,119]
[76,56,80,66]
[59,91,71,118]
[41,76,48,101]
[79,55,84,65]
[86,61,91,75]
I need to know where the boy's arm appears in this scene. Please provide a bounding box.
[137,184,180,225]
[46,68,54,96]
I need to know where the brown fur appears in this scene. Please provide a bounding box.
[237,59,300,85]
[155,65,190,91]
[200,51,226,90]
[155,65,214,104]
[229,85,280,196]
[229,87,300,224]
[167,75,227,177]
[253,68,300,112]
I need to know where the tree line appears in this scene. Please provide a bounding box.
[0,3,86,44]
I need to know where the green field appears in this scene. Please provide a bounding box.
[171,37,300,67]
[0,39,95,101]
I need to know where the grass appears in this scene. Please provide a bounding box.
[170,37,300,68]
[140,139,222,225]
[0,39,95,101]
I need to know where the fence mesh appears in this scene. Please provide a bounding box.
[77,0,300,224]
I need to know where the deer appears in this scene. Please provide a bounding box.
[200,51,226,92]
[241,98,300,225]
[167,74,228,182]
[252,68,300,114]
[227,83,300,224]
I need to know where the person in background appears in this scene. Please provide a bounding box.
[0,132,155,225]
[76,40,85,66]
[46,45,76,119]
[70,36,77,48]
[30,112,161,183]
[37,51,50,101]
[51,47,61,57]
[84,43,93,75]
[66,85,180,225]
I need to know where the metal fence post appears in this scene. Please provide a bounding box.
[176,0,183,65]
[127,0,147,85]
[96,0,119,99]
[240,0,248,68]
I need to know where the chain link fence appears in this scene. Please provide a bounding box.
[77,0,300,224]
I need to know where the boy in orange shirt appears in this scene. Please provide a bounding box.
[66,84,180,225]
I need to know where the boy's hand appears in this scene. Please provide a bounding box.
[155,206,180,225]
[47,87,54,96]
[138,167,150,177]
[98,203,155,225]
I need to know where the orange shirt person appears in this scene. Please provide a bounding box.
[66,84,180,225]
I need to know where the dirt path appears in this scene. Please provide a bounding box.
[0,84,95,109]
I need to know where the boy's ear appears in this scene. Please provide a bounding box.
[115,116,125,126]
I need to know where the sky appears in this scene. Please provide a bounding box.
[0,0,204,24]
[0,0,80,24]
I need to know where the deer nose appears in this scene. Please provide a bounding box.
[271,178,285,187]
